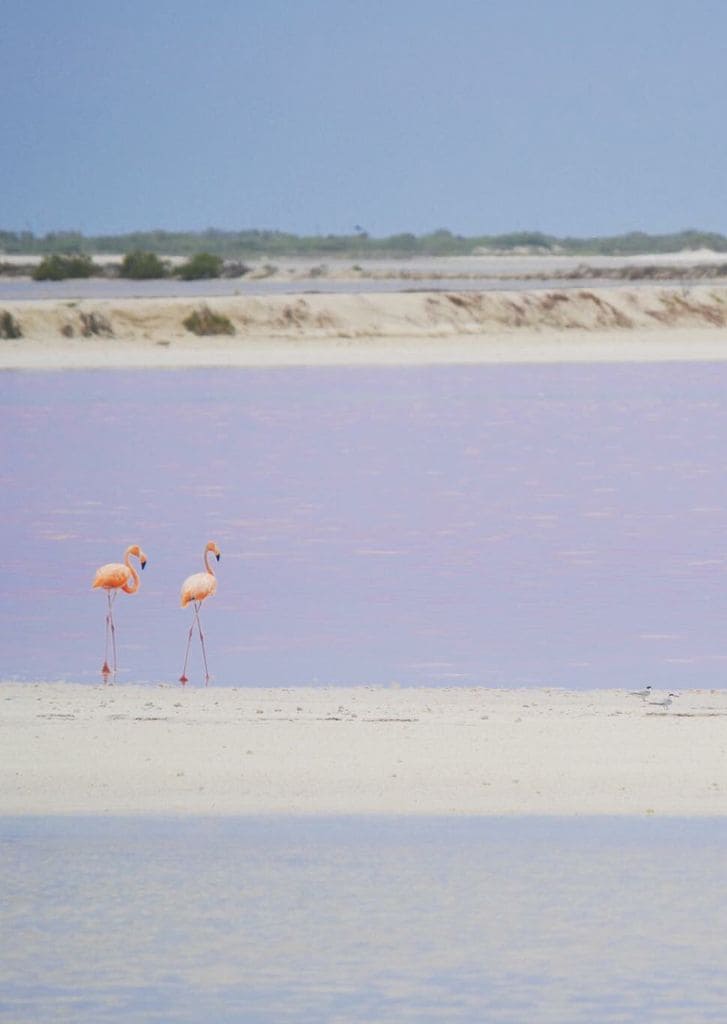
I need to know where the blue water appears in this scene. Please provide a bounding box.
[3,363,727,687]
[0,275,567,301]
[2,815,726,1023]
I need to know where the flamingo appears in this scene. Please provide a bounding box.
[179,540,221,685]
[92,544,148,679]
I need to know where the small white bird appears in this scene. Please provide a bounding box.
[648,692,679,711]
[630,685,652,700]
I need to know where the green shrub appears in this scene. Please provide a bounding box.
[33,253,96,281]
[183,305,235,336]
[176,252,223,280]
[0,310,22,338]
[120,250,168,279]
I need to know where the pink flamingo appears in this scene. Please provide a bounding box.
[179,540,221,685]
[92,544,148,679]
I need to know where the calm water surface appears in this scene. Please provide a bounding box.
[2,816,726,1023]
[0,275,611,301]
[2,363,727,687]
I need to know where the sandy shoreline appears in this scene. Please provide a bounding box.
[3,683,727,817]
[3,285,727,368]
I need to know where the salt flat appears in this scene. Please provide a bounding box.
[2,683,726,816]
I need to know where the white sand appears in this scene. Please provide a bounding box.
[2,683,726,817]
[2,285,727,369]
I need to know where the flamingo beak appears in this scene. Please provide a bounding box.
[216,553,220,562]
[141,559,147,569]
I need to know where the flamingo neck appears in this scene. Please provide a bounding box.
[203,548,217,576]
[122,549,140,594]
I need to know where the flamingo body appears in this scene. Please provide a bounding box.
[93,563,136,591]
[181,571,217,607]
[92,545,147,594]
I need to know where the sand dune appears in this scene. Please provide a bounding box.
[3,285,727,369]
[3,683,727,816]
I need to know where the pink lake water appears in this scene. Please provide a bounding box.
[2,363,727,688]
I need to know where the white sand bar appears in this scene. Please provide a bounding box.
[3,683,727,816]
[3,286,727,369]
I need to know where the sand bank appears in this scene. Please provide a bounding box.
[2,683,726,816]
[3,285,727,369]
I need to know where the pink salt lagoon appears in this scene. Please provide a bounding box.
[2,362,727,688]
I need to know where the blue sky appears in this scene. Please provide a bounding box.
[2,0,727,237]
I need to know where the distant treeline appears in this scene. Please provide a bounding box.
[2,227,727,258]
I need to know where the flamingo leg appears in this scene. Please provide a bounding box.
[102,590,118,679]
[109,590,119,680]
[194,602,211,685]
[180,614,195,684]
[102,592,111,677]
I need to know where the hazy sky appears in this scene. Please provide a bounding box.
[3,0,727,237]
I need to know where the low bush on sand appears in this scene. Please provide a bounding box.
[33,253,97,280]
[183,305,235,335]
[176,252,223,280]
[0,310,22,338]
[79,311,113,336]
[221,260,251,278]
[120,250,168,279]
